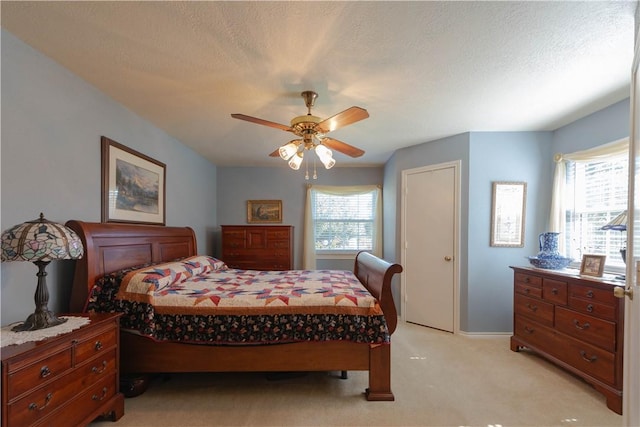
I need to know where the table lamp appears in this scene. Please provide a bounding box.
[1,213,84,331]
[601,210,627,264]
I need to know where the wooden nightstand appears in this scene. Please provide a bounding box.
[1,313,124,427]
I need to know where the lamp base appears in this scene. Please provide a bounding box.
[11,310,67,332]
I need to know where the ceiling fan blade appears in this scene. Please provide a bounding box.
[315,106,369,134]
[231,114,293,132]
[322,137,365,158]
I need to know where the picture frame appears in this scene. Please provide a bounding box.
[247,200,283,223]
[101,136,166,225]
[490,181,527,247]
[580,254,606,277]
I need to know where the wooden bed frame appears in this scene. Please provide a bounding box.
[65,220,403,401]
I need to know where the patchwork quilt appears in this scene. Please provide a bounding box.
[86,256,390,345]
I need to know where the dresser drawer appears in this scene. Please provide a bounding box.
[31,374,118,427]
[75,328,117,364]
[7,348,72,399]
[569,296,616,321]
[515,272,542,288]
[8,363,94,427]
[555,306,616,352]
[515,282,542,299]
[569,283,616,306]
[77,348,117,386]
[556,332,616,385]
[514,294,554,326]
[513,315,560,357]
[542,278,567,305]
[266,229,291,240]
[266,239,290,249]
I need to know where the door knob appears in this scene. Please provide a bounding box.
[614,286,633,300]
[444,256,452,261]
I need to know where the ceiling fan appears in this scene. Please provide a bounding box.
[231,91,368,172]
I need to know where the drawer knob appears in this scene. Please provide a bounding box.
[586,290,594,298]
[524,326,535,334]
[94,340,103,351]
[580,351,598,363]
[28,393,53,411]
[526,303,538,312]
[524,277,530,283]
[92,387,108,402]
[552,288,558,295]
[586,304,594,313]
[573,319,591,330]
[40,366,51,378]
[91,360,108,374]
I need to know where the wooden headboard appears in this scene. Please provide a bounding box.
[65,220,197,312]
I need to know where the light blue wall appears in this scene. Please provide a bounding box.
[216,166,383,269]
[553,99,630,153]
[468,132,553,332]
[1,30,218,325]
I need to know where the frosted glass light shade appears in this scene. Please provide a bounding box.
[315,145,335,169]
[288,152,304,170]
[279,141,299,160]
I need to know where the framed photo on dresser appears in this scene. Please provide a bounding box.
[580,254,606,277]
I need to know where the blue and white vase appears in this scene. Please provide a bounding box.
[537,232,561,259]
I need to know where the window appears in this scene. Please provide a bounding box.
[303,185,382,269]
[557,141,628,272]
[312,190,377,252]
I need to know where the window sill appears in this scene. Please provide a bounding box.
[315,252,359,260]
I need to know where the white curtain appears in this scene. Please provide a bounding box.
[303,185,382,269]
[549,137,629,252]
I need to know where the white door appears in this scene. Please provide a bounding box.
[623,27,640,426]
[401,161,459,333]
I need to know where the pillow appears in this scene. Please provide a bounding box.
[117,255,227,297]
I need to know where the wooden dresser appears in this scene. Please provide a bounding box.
[510,266,624,414]
[221,225,293,270]
[1,313,124,427]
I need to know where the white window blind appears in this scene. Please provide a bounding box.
[312,190,376,252]
[564,153,627,268]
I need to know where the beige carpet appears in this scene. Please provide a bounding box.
[91,321,622,427]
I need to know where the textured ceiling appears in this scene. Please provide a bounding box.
[1,1,635,167]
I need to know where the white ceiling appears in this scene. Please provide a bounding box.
[1,1,635,167]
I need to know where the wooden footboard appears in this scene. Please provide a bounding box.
[66,220,402,400]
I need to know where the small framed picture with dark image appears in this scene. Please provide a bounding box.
[580,254,606,277]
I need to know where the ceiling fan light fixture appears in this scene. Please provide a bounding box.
[279,140,299,160]
[231,90,368,171]
[288,152,304,170]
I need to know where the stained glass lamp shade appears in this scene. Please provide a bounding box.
[1,213,84,331]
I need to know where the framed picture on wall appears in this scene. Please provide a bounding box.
[490,181,527,247]
[247,200,282,223]
[101,136,166,225]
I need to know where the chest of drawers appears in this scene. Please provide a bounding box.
[1,313,124,427]
[510,266,624,414]
[221,225,293,270]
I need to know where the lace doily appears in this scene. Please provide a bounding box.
[1,316,91,348]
